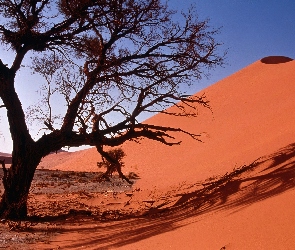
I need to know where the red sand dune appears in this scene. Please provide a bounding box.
[40,56,295,249]
[48,56,295,188]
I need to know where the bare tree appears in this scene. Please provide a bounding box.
[0,0,224,219]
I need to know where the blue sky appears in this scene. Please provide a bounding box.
[1,0,295,153]
[169,0,295,90]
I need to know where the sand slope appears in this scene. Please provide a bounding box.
[38,56,295,249]
[48,56,295,188]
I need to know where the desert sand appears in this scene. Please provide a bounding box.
[47,56,295,188]
[1,56,295,249]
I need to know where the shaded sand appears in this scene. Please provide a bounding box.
[28,56,295,249]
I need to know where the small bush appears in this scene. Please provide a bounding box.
[97,148,126,176]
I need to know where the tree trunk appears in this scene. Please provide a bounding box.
[0,68,43,219]
[0,148,42,220]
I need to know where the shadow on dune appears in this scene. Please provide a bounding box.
[221,143,295,211]
[42,142,295,249]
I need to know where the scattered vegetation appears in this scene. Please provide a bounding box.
[50,172,71,179]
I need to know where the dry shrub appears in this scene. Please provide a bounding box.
[97,148,126,176]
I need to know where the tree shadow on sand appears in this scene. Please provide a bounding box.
[32,142,295,249]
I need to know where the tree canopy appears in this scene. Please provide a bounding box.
[0,0,224,219]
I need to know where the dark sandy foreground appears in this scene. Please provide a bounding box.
[0,170,137,249]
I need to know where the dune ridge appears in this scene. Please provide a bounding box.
[45,56,295,188]
[34,56,295,249]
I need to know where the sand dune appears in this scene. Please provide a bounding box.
[47,56,295,188]
[37,55,295,249]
